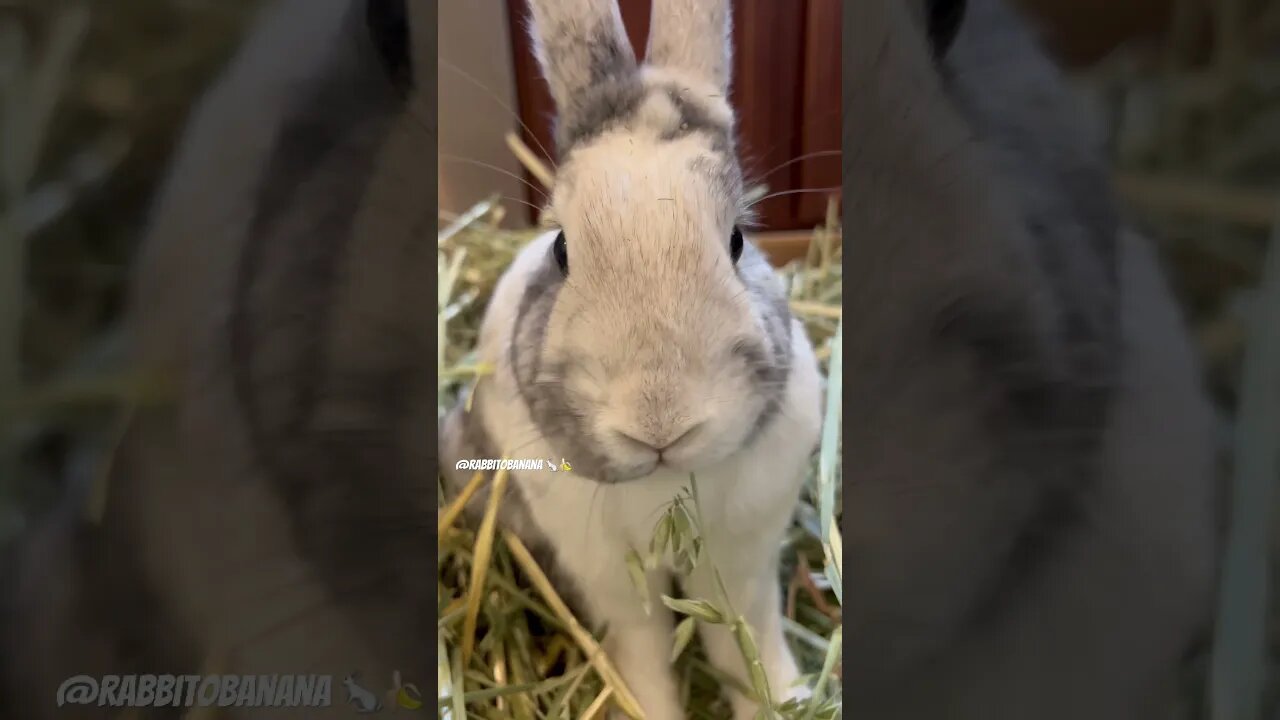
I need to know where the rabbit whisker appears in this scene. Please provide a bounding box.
[438,59,558,167]
[439,153,550,201]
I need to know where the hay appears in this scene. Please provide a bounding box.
[437,153,843,718]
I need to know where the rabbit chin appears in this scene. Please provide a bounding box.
[603,458,696,484]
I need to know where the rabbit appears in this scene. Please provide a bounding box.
[437,0,824,718]
[839,1,1222,719]
[0,1,437,718]
[341,674,382,714]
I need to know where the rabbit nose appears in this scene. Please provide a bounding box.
[613,421,704,455]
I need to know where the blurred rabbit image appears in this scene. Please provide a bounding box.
[2,2,435,717]
[841,1,1220,718]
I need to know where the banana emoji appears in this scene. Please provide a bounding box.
[388,671,423,710]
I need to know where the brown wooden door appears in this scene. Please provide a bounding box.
[505,0,842,232]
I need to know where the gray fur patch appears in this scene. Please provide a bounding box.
[228,2,433,667]
[232,3,406,470]
[537,14,644,156]
[944,0,1120,396]
[554,76,647,156]
[661,82,742,204]
[930,0,1121,618]
[542,17,636,86]
[509,253,563,392]
[509,257,615,481]
[556,78,737,165]
[737,242,794,444]
[657,84,732,151]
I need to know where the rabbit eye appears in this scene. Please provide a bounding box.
[553,231,569,275]
[730,226,744,263]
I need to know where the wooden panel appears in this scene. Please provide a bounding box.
[795,0,842,227]
[729,0,806,231]
[757,231,817,268]
[618,0,653,60]
[505,0,557,224]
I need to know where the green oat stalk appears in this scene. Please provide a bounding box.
[651,476,781,719]
[816,318,844,605]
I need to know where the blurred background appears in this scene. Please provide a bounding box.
[0,0,1277,717]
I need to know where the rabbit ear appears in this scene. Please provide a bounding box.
[526,0,638,140]
[645,0,733,93]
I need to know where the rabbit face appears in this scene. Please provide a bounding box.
[512,2,795,483]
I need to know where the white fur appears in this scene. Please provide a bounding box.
[646,0,734,94]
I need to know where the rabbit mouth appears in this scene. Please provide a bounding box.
[598,450,710,483]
